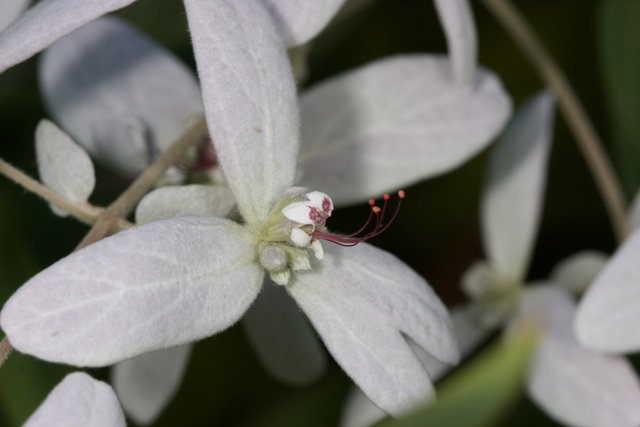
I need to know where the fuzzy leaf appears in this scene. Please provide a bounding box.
[288,243,458,416]
[23,372,125,427]
[298,55,511,206]
[185,0,299,225]
[482,91,554,282]
[35,119,95,216]
[39,17,203,176]
[0,0,135,73]
[1,217,263,366]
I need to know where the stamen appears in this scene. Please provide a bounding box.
[311,190,405,246]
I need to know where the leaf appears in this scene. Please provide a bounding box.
[0,217,263,366]
[112,344,193,425]
[0,0,136,73]
[242,279,327,386]
[298,55,511,207]
[599,0,640,195]
[522,286,640,427]
[135,184,235,224]
[23,372,126,427]
[288,242,458,416]
[0,0,30,33]
[263,0,346,47]
[372,331,534,427]
[184,0,299,226]
[433,0,476,86]
[39,16,203,176]
[35,119,95,216]
[482,91,555,283]
[575,228,640,353]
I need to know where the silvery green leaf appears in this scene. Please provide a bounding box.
[243,279,327,386]
[627,188,640,231]
[433,0,476,86]
[112,345,192,425]
[482,91,555,282]
[298,55,511,206]
[0,0,29,34]
[39,17,203,176]
[575,229,640,353]
[135,185,235,224]
[287,243,458,416]
[185,0,299,226]
[0,217,263,366]
[24,372,125,427]
[35,119,95,217]
[550,250,608,295]
[521,286,640,427]
[262,0,345,47]
[0,0,135,74]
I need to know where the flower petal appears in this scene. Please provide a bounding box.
[434,0,476,86]
[482,91,555,282]
[287,243,458,415]
[0,0,135,74]
[35,119,95,216]
[24,372,125,427]
[135,184,235,224]
[0,216,263,366]
[39,16,203,176]
[628,188,640,231]
[112,344,192,425]
[340,387,387,427]
[262,0,346,47]
[298,55,511,206]
[185,0,299,225]
[575,229,640,353]
[0,0,29,34]
[242,279,327,386]
[550,250,608,295]
[520,286,640,427]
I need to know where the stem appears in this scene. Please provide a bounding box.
[482,0,628,242]
[0,337,11,366]
[76,115,208,249]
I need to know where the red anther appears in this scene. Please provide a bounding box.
[311,190,405,247]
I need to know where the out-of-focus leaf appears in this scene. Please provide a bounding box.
[373,332,534,427]
[599,0,640,195]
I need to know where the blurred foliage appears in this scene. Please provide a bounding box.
[0,0,631,426]
[598,0,640,197]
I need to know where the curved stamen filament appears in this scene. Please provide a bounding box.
[312,190,405,246]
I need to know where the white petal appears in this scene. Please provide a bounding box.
[298,55,511,206]
[0,0,135,74]
[262,0,346,47]
[287,243,458,415]
[482,91,555,282]
[550,250,609,295]
[135,184,235,224]
[39,16,203,176]
[35,119,95,216]
[0,216,263,366]
[185,0,299,225]
[627,188,640,231]
[291,228,312,247]
[283,201,315,225]
[434,0,476,86]
[242,279,327,386]
[340,387,387,427]
[0,0,30,34]
[24,372,125,427]
[576,229,640,353]
[112,344,192,425]
[521,286,640,427]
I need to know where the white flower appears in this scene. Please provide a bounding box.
[0,1,461,418]
[340,91,640,427]
[0,0,29,34]
[23,372,125,427]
